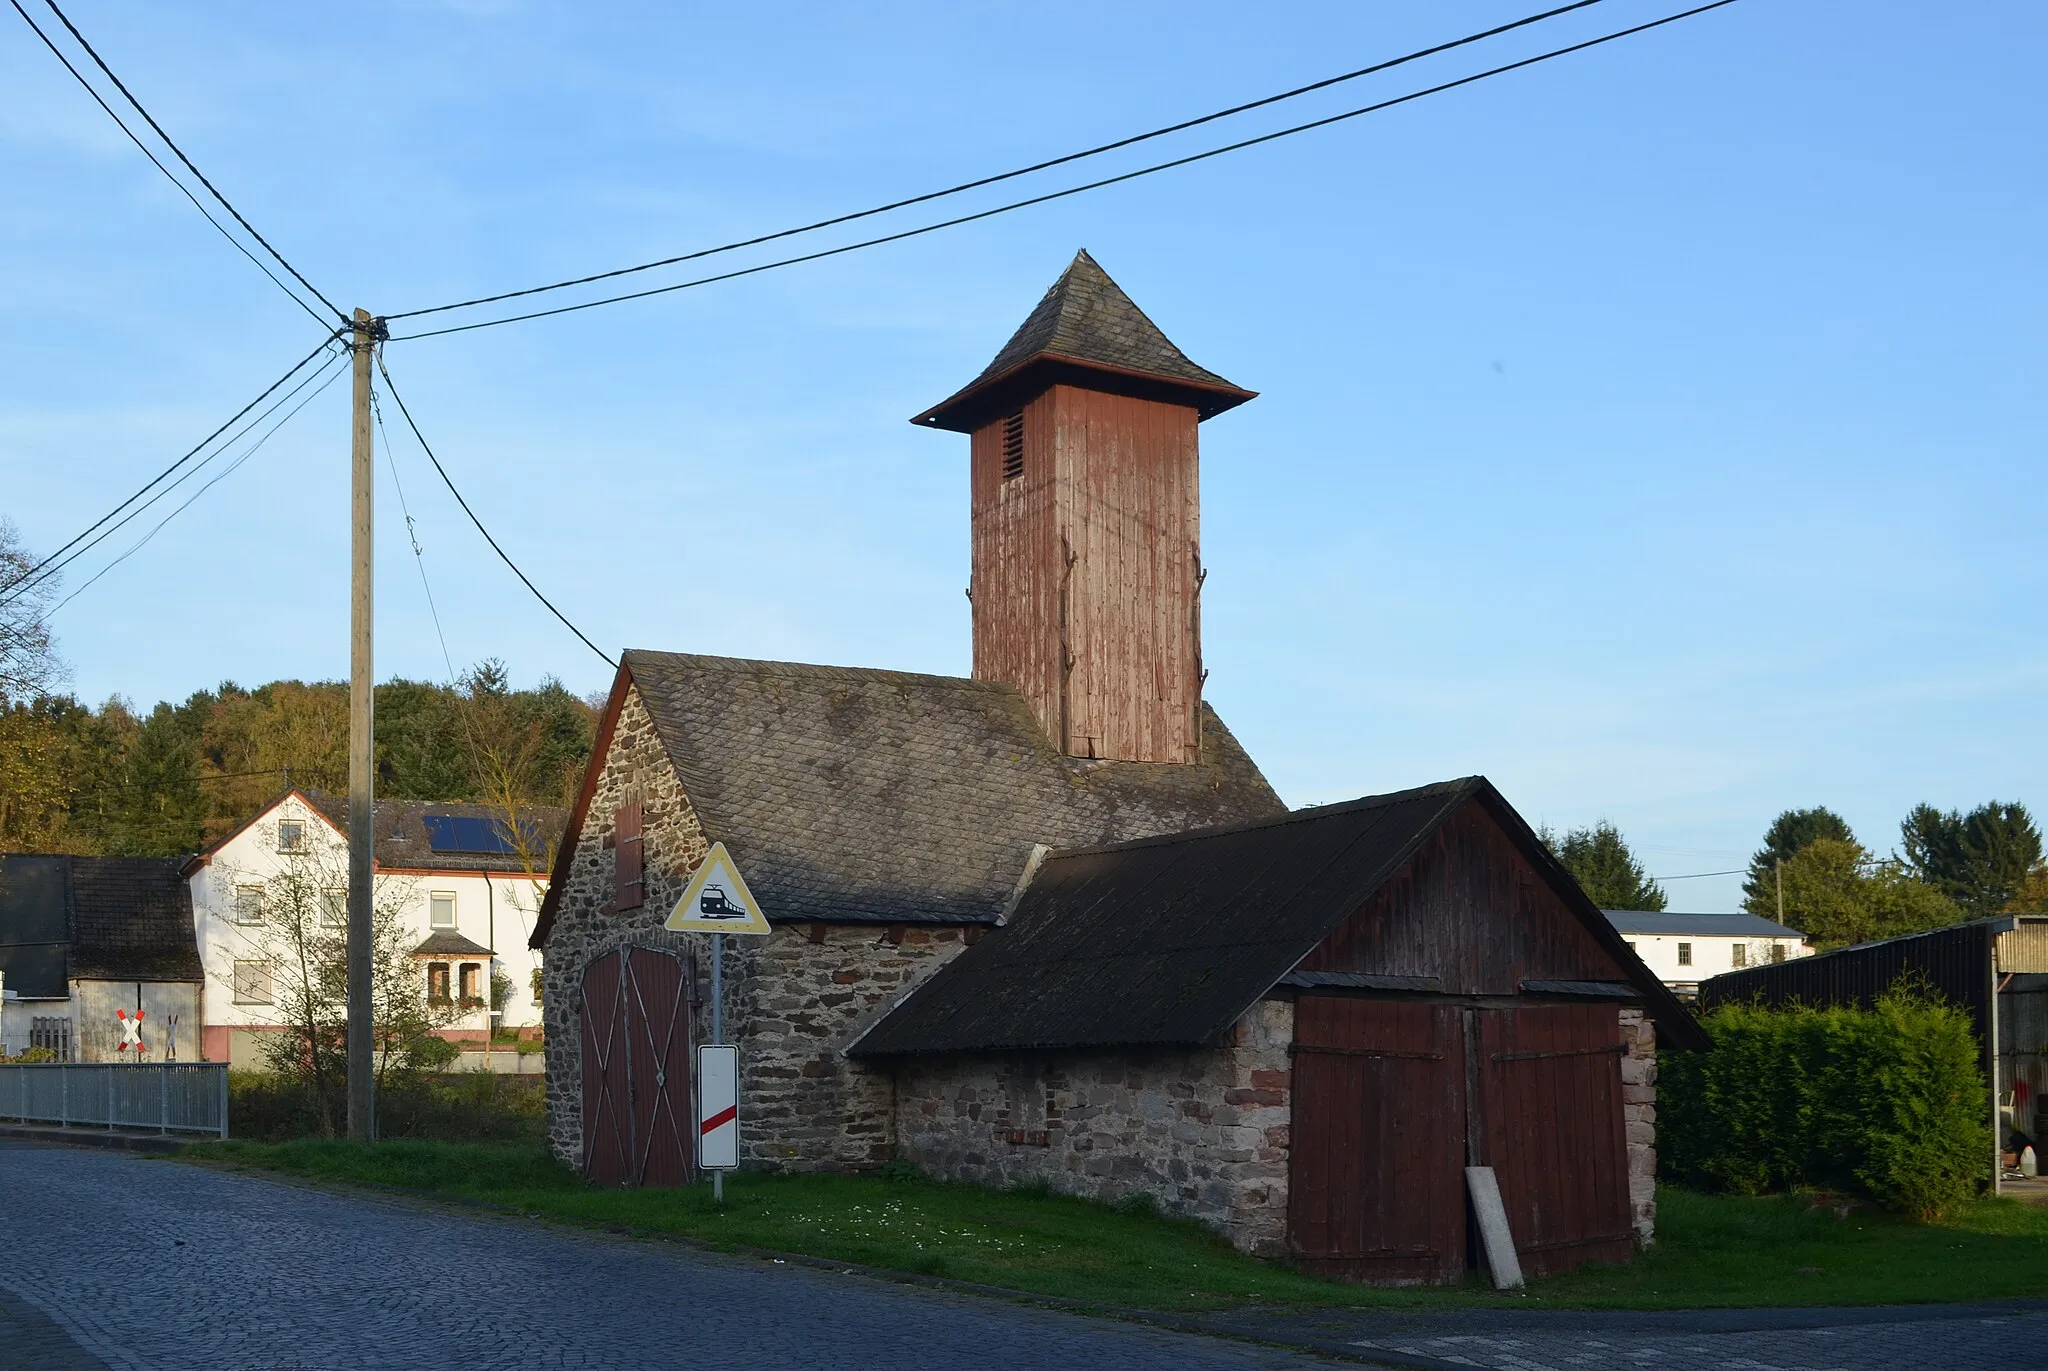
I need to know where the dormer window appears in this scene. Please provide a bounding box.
[277,819,305,853]
[1001,412,1024,480]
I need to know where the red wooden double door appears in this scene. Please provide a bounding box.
[1288,996,1634,1284]
[580,945,694,1188]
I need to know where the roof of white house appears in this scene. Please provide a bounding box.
[1603,910,1805,939]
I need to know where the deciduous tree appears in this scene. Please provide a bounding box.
[1743,807,1855,915]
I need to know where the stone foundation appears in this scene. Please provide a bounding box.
[891,997,1295,1255]
[1620,1005,1658,1246]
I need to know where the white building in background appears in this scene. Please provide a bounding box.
[1604,909,1811,994]
[185,790,563,1068]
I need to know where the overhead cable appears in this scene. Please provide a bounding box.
[46,350,349,617]
[384,0,1612,324]
[374,354,618,669]
[0,334,343,605]
[25,0,347,325]
[389,0,1740,342]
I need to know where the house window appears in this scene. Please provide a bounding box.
[320,888,348,928]
[426,962,451,1002]
[458,963,481,1004]
[1677,942,1693,967]
[1001,412,1025,480]
[232,961,275,1004]
[1771,943,1788,963]
[234,885,265,925]
[1731,943,1747,968]
[430,892,457,930]
[277,819,306,853]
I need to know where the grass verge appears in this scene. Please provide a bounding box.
[178,1141,2048,1313]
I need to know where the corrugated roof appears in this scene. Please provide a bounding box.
[854,778,1705,1057]
[912,250,1255,432]
[607,650,1284,930]
[1604,910,1805,939]
[0,855,200,989]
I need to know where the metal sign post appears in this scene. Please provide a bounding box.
[667,842,770,1204]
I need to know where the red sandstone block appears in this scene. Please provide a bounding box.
[1224,1088,1285,1107]
[1248,1069,1290,1090]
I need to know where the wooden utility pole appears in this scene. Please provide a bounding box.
[346,308,379,1142]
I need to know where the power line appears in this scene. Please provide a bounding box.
[25,0,346,325]
[388,0,1740,342]
[0,333,343,605]
[1653,868,1747,881]
[373,353,617,669]
[5,0,336,329]
[45,350,349,617]
[384,0,1612,325]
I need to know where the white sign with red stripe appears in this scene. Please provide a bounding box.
[115,1009,145,1056]
[698,1045,739,1170]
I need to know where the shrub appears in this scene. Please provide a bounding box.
[228,1071,545,1146]
[1663,988,1989,1219]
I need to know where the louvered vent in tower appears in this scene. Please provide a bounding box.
[1001,412,1025,480]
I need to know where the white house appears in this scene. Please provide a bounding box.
[1603,909,1811,993]
[185,790,564,1068]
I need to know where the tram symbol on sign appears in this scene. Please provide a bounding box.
[666,843,770,936]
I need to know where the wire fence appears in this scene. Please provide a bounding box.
[0,1062,228,1137]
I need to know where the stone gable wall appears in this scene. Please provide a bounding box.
[541,685,972,1172]
[891,997,1295,1255]
[1620,1006,1659,1245]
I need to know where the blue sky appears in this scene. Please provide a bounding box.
[4,1,2043,911]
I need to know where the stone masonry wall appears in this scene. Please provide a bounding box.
[1620,1006,1658,1246]
[542,686,972,1172]
[892,998,1295,1256]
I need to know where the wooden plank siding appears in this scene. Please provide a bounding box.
[1299,800,1633,994]
[969,385,1200,764]
[1289,996,1468,1284]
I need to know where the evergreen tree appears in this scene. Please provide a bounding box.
[1742,806,1855,915]
[1544,821,1667,911]
[1900,800,2043,917]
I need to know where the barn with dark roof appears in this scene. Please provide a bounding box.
[533,251,1692,1282]
[0,855,203,1061]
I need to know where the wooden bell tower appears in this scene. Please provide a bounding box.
[913,251,1255,764]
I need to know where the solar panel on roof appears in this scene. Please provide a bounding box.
[422,814,530,855]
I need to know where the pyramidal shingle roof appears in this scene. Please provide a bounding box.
[913,250,1254,431]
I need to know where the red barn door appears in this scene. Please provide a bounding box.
[1287,996,1467,1284]
[579,945,693,1187]
[1475,1004,1634,1277]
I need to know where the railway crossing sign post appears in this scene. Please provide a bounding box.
[666,842,769,1201]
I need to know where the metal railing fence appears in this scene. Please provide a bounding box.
[0,1063,228,1137]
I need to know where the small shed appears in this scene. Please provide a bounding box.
[0,855,204,1061]
[1699,915,2048,1186]
[854,777,1702,1283]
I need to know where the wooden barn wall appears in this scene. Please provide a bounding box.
[1050,386,1200,764]
[969,387,1061,744]
[1298,800,1629,993]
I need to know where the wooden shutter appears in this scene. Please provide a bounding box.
[614,801,644,911]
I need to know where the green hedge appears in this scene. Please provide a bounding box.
[228,1071,545,1146]
[1661,989,1989,1219]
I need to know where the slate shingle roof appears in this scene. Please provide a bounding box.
[1603,910,1806,939]
[0,855,201,993]
[534,650,1283,941]
[913,250,1255,432]
[852,778,1706,1056]
[300,793,567,874]
[412,929,496,958]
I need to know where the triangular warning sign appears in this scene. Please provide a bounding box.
[666,842,771,935]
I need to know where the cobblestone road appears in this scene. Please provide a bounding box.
[0,1144,1322,1371]
[3,1142,2041,1371]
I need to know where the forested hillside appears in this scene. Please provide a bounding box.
[0,660,595,857]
